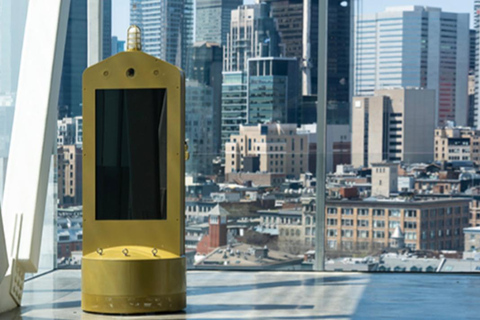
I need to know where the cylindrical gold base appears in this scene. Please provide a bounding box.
[82,251,186,314]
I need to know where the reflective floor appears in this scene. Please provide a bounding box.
[1,270,480,319]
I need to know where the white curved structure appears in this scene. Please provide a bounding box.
[0,0,70,313]
[0,209,7,285]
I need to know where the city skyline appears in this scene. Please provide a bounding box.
[112,0,475,41]
[32,0,480,274]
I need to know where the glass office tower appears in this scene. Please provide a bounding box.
[247,57,300,125]
[58,0,112,118]
[221,71,248,149]
[130,0,193,70]
[195,0,242,46]
[267,0,352,125]
[355,6,469,127]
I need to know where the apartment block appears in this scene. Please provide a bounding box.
[57,145,82,208]
[352,88,435,167]
[275,196,470,254]
[225,123,309,178]
[434,126,480,164]
[321,198,470,252]
[469,199,480,227]
[57,116,83,147]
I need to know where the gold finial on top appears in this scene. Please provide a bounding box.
[126,25,142,52]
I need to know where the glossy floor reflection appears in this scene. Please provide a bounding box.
[1,270,480,319]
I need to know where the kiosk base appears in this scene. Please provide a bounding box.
[81,246,186,314]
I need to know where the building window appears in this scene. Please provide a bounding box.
[341,230,354,238]
[327,229,337,237]
[405,210,417,218]
[358,209,369,216]
[359,230,369,238]
[373,220,385,228]
[327,219,338,226]
[373,209,385,216]
[327,208,338,214]
[373,231,385,238]
[328,240,337,249]
[404,221,417,229]
[358,219,369,227]
[389,221,400,229]
[389,209,401,217]
[405,232,417,240]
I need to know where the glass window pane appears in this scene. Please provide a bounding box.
[95,89,167,220]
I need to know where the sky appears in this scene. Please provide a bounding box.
[112,0,474,40]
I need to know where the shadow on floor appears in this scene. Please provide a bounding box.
[188,275,367,297]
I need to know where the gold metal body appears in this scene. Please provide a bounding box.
[82,50,186,314]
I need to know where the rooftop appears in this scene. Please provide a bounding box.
[326,197,470,205]
[195,243,302,270]
[464,227,480,233]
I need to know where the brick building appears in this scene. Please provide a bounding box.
[277,197,471,255]
[196,205,228,254]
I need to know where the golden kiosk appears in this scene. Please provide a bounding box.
[81,26,186,314]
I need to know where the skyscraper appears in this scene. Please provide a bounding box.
[58,0,112,118]
[475,0,480,128]
[195,0,242,46]
[102,0,112,59]
[470,29,476,75]
[325,0,352,125]
[221,2,280,149]
[223,3,280,72]
[247,57,300,125]
[267,0,352,125]
[190,42,223,154]
[355,6,469,127]
[111,36,126,55]
[182,0,194,72]
[221,71,248,148]
[186,80,216,175]
[130,0,193,70]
